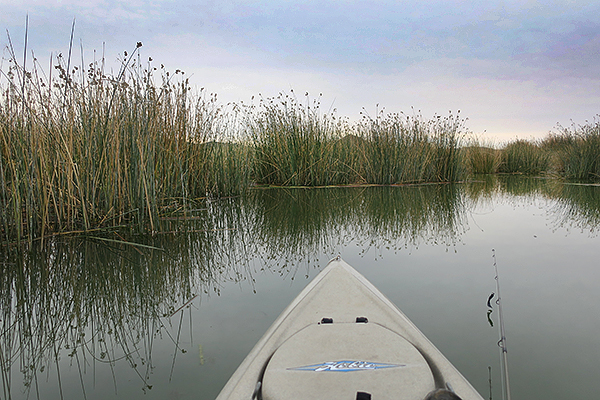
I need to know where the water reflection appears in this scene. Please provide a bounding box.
[464,175,556,202]
[549,183,600,233]
[1,177,599,399]
[465,175,600,233]
[249,185,467,266]
[0,241,197,399]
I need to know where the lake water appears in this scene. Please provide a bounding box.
[1,176,599,400]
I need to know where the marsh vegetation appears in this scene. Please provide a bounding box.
[0,43,468,245]
[1,40,599,245]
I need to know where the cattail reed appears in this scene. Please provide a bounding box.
[465,138,501,175]
[549,117,600,181]
[356,109,466,184]
[0,42,250,246]
[498,140,549,175]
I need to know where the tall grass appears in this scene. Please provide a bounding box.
[464,138,501,174]
[246,92,357,186]
[246,98,467,187]
[357,109,466,183]
[498,139,549,175]
[0,41,250,245]
[0,51,470,247]
[550,118,600,181]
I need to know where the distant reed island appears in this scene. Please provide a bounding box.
[1,43,599,246]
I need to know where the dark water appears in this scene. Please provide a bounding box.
[1,177,599,400]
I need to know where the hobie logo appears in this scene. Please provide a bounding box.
[289,360,405,372]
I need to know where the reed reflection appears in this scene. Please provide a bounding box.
[2,178,599,399]
[0,241,193,399]
[248,184,467,266]
[548,183,600,234]
[464,176,600,233]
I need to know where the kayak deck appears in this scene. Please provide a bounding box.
[216,257,484,400]
[262,321,435,398]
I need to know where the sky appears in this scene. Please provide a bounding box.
[1,0,600,141]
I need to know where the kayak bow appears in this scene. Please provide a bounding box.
[216,257,484,400]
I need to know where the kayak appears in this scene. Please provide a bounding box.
[216,257,484,400]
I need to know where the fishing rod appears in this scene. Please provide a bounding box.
[488,249,511,400]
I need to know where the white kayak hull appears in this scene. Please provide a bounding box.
[216,258,484,400]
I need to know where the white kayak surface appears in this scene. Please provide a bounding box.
[216,258,484,400]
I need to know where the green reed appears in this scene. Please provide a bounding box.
[0,41,251,245]
[246,97,467,187]
[498,139,549,175]
[550,117,600,181]
[246,91,357,186]
[9,30,589,246]
[357,109,466,184]
[464,138,501,175]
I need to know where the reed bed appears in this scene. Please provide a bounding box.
[498,139,550,175]
[0,49,471,248]
[464,138,501,175]
[355,109,466,184]
[247,98,467,187]
[548,117,600,181]
[0,43,251,245]
[7,34,598,246]
[246,92,358,186]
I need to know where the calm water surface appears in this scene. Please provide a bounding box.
[1,177,599,399]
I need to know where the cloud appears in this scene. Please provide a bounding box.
[0,0,168,35]
[164,47,599,140]
[2,0,600,141]
[524,22,600,80]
